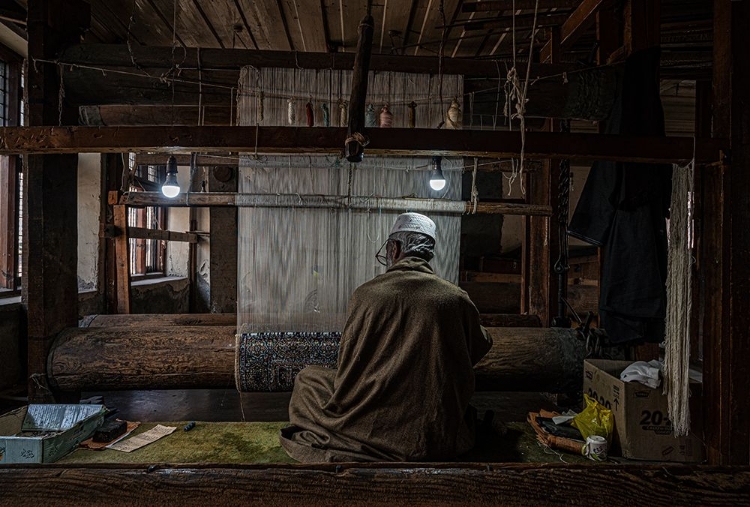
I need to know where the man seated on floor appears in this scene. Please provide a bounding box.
[280,212,492,462]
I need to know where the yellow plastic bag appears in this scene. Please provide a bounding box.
[571,394,614,443]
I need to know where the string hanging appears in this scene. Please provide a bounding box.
[338,99,348,127]
[365,104,377,128]
[379,105,393,128]
[256,90,264,123]
[470,157,479,214]
[57,64,65,127]
[306,100,315,127]
[321,103,330,127]
[408,101,417,128]
[445,97,461,129]
[503,0,540,196]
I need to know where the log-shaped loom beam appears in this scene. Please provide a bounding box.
[121,192,552,216]
[0,126,726,164]
[48,326,587,393]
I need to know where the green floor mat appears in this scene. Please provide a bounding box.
[59,421,590,465]
[59,422,295,464]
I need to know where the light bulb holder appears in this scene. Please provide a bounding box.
[429,156,446,191]
[162,155,181,198]
[166,155,178,177]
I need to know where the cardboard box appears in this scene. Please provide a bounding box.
[0,404,106,464]
[583,359,704,462]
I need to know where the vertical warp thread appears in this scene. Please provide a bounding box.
[236,68,464,335]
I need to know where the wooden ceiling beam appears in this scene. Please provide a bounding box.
[540,0,610,62]
[441,13,569,31]
[0,126,726,164]
[463,0,579,11]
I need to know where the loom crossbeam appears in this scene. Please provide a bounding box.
[48,326,587,394]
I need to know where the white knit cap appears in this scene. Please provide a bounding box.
[389,212,436,241]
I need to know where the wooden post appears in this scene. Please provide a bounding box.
[344,14,374,163]
[23,0,89,402]
[209,167,238,313]
[113,204,131,314]
[691,81,711,364]
[623,0,661,362]
[103,159,124,314]
[702,0,750,466]
[522,28,561,326]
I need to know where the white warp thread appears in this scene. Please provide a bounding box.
[664,160,694,437]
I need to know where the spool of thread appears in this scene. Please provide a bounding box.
[287,99,296,125]
[306,101,314,127]
[321,103,330,127]
[446,97,462,129]
[365,104,377,128]
[338,100,348,127]
[408,101,417,129]
[379,105,393,128]
[583,435,608,461]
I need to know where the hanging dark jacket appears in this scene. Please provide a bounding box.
[568,48,672,344]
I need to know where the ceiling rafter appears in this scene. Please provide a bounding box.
[463,0,579,11]
[190,0,225,48]
[143,0,187,47]
[275,0,295,50]
[540,0,609,62]
[232,0,259,49]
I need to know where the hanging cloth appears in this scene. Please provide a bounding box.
[568,48,672,344]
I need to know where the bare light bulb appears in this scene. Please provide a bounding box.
[162,155,180,198]
[429,156,446,191]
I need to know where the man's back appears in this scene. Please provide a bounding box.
[280,257,491,462]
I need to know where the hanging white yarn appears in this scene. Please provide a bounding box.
[287,98,296,125]
[445,97,462,129]
[338,100,348,127]
[663,160,695,437]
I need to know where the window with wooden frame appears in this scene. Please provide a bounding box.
[0,46,23,297]
[128,156,168,278]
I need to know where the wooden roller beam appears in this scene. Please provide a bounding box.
[48,326,587,393]
[474,327,585,392]
[48,326,237,391]
[79,313,539,329]
[80,313,237,328]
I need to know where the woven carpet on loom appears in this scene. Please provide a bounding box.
[235,332,341,392]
